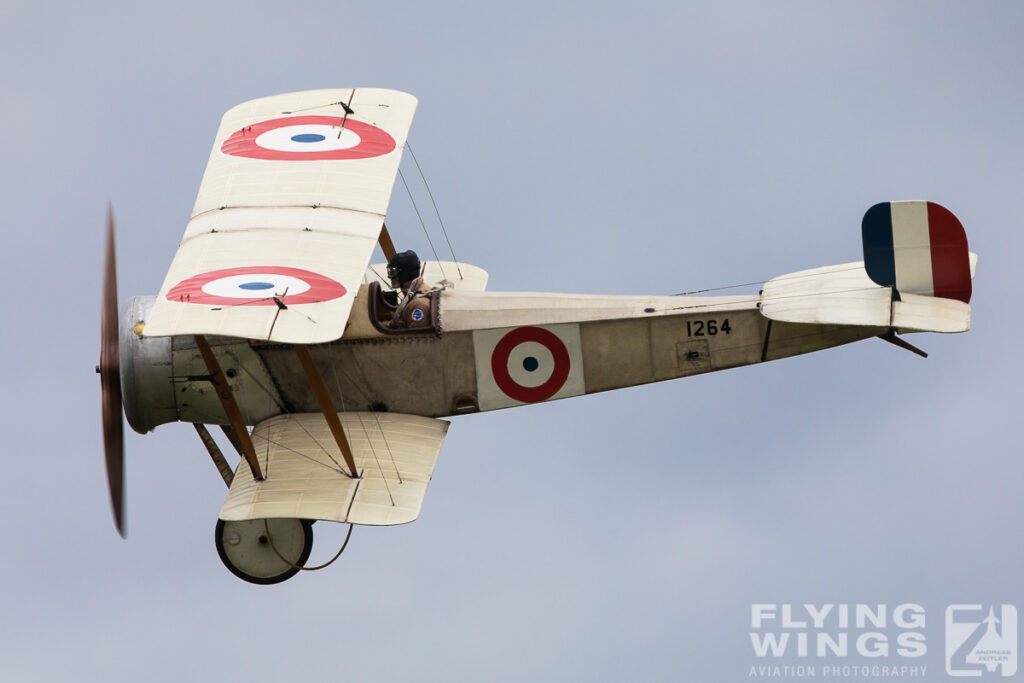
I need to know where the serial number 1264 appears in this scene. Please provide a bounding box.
[686,319,731,337]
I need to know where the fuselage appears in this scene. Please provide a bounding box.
[120,285,883,434]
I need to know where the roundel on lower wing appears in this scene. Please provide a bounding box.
[490,326,572,403]
[220,115,397,161]
[165,266,347,306]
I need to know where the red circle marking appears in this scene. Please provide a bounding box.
[165,266,347,306]
[220,115,397,161]
[490,326,571,403]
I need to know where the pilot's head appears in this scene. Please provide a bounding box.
[387,250,421,290]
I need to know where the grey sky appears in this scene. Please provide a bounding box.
[1,2,1021,681]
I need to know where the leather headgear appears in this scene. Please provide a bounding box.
[387,250,421,285]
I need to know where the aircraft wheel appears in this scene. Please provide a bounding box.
[215,518,313,585]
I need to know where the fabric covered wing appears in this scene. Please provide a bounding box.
[220,412,449,526]
[144,88,417,343]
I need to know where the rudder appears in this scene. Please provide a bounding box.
[862,201,972,303]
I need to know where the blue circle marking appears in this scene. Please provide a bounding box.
[522,356,539,372]
[239,281,275,291]
[291,133,326,143]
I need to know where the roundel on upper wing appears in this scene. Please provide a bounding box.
[490,326,572,403]
[220,115,396,161]
[165,266,347,306]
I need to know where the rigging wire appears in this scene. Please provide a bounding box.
[323,352,403,484]
[291,416,347,473]
[398,168,448,282]
[370,412,403,485]
[367,264,389,285]
[673,265,865,296]
[330,361,397,505]
[406,142,463,279]
[654,282,889,315]
[357,413,401,495]
[250,430,347,475]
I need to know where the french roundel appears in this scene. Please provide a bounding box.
[490,327,572,403]
[220,115,397,161]
[165,266,347,306]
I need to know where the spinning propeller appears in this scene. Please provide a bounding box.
[99,206,126,537]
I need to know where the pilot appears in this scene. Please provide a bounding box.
[386,250,433,329]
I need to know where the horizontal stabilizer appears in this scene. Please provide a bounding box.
[760,260,972,333]
[220,412,448,526]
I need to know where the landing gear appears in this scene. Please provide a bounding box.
[215,518,313,585]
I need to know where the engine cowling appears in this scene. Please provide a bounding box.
[119,296,177,434]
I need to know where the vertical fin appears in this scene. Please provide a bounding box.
[861,201,971,303]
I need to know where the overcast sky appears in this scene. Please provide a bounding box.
[2,2,1022,681]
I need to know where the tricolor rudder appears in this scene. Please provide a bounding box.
[861,201,972,303]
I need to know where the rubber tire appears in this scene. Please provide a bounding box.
[215,518,314,585]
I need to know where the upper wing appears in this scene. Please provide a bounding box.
[143,88,417,344]
[219,412,449,526]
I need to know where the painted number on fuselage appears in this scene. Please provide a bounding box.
[686,319,731,337]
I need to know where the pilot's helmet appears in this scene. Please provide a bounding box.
[387,250,421,285]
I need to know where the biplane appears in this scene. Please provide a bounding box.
[99,88,976,584]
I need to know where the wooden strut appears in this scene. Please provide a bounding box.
[379,223,397,261]
[194,335,264,481]
[760,319,774,362]
[878,330,928,358]
[219,424,247,461]
[193,423,235,488]
[294,344,360,478]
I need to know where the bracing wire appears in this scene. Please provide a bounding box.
[368,264,389,285]
[406,142,463,279]
[673,265,865,297]
[370,412,403,484]
[653,283,893,315]
[356,413,397,504]
[330,360,396,506]
[399,168,448,282]
[292,417,347,473]
[320,355,402,484]
[247,431,347,475]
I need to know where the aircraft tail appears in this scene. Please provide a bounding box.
[759,201,975,334]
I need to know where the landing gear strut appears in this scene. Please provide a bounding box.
[215,518,313,585]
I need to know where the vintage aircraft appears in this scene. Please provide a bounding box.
[99,88,976,584]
